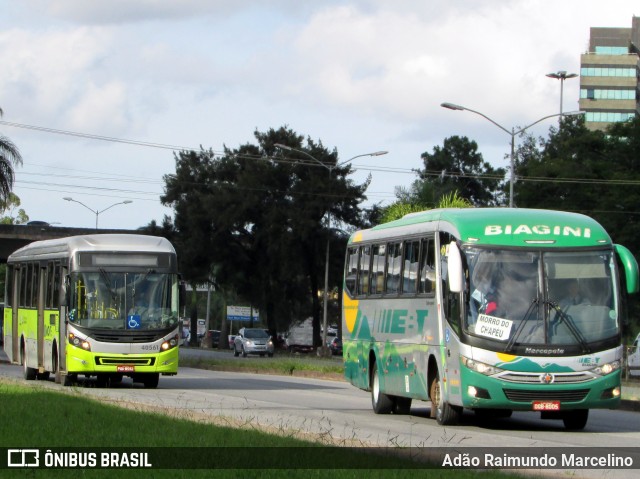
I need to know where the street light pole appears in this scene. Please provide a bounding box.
[274,144,387,354]
[440,102,584,208]
[63,197,133,229]
[546,70,578,117]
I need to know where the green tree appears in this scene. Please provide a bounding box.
[161,126,369,346]
[0,192,29,224]
[417,136,507,207]
[515,115,640,254]
[379,191,472,223]
[0,108,23,202]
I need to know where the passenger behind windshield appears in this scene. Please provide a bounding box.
[558,280,589,310]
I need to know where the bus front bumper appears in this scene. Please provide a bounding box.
[65,344,179,375]
[460,368,621,411]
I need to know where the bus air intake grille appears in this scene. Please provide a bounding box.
[91,332,161,343]
[499,372,594,384]
[95,357,156,366]
[503,389,589,403]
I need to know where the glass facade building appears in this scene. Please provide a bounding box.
[578,17,640,131]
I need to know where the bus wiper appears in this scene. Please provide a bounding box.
[504,299,539,353]
[547,301,591,354]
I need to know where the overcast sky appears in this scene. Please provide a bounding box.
[0,1,638,229]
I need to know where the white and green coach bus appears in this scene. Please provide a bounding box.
[3,234,183,388]
[342,208,639,430]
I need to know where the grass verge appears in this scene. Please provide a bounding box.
[179,352,345,380]
[0,381,525,479]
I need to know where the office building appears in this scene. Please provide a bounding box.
[579,16,640,131]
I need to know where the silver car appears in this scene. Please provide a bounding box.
[233,328,274,357]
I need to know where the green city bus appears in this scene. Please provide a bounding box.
[3,234,183,388]
[342,208,639,429]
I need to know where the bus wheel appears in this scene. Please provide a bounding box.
[429,372,460,425]
[143,373,159,389]
[371,366,394,414]
[21,344,36,381]
[562,409,588,430]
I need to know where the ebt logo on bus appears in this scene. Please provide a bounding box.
[374,309,428,334]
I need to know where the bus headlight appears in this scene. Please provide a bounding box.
[161,335,179,352]
[461,356,503,376]
[592,360,620,376]
[68,333,91,351]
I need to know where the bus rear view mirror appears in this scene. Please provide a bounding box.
[615,244,639,294]
[447,241,464,293]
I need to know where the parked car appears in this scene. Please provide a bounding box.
[202,330,221,348]
[186,331,204,347]
[329,337,342,356]
[233,328,274,357]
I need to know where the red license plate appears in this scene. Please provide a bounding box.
[117,365,135,373]
[533,401,560,411]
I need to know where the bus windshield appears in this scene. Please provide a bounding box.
[69,271,179,331]
[463,247,618,349]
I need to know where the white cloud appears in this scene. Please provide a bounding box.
[1,0,639,228]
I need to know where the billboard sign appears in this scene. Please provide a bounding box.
[227,305,260,322]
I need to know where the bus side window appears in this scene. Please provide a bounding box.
[440,233,462,334]
[357,245,371,296]
[53,263,62,308]
[5,265,13,308]
[21,264,30,308]
[385,242,402,294]
[419,237,435,294]
[344,247,359,297]
[370,244,386,295]
[402,240,420,294]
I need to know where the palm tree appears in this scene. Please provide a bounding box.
[0,107,23,201]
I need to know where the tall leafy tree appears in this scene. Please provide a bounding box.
[0,108,23,202]
[417,136,507,207]
[515,115,640,255]
[515,116,609,214]
[161,126,369,346]
[0,193,29,224]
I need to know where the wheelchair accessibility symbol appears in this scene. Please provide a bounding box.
[127,315,141,329]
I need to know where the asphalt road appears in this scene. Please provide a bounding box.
[1,349,640,478]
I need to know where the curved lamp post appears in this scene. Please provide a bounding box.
[440,102,584,208]
[273,144,388,354]
[63,197,133,229]
[546,70,578,117]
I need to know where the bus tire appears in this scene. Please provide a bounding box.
[562,409,588,430]
[371,366,394,414]
[143,373,159,389]
[21,344,36,381]
[430,372,460,426]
